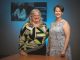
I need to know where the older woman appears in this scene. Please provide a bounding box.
[47,5,72,60]
[19,9,48,56]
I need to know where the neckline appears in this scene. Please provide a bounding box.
[55,19,64,24]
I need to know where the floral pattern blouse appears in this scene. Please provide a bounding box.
[48,19,72,60]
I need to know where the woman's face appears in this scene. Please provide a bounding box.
[55,7,63,18]
[31,11,40,23]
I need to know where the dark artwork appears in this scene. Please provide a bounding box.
[11,2,47,21]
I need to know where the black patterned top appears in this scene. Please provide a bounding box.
[19,22,48,53]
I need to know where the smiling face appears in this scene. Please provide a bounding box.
[32,11,40,23]
[55,7,63,18]
[30,9,41,23]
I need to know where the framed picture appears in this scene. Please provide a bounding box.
[11,2,47,21]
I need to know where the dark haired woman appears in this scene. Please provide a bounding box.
[47,5,72,60]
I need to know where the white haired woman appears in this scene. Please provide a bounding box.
[19,9,48,56]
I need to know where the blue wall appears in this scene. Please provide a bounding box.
[0,0,80,60]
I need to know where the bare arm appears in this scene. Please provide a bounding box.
[64,21,70,51]
[61,21,71,56]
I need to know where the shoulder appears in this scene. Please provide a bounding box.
[62,19,70,25]
[62,19,70,29]
[41,22,47,27]
[23,23,29,28]
[50,22,56,27]
[22,22,33,29]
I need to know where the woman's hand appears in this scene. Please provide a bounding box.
[19,50,27,56]
[60,50,66,57]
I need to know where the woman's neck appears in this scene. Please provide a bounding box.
[56,17,62,23]
[32,21,40,27]
[34,21,40,24]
